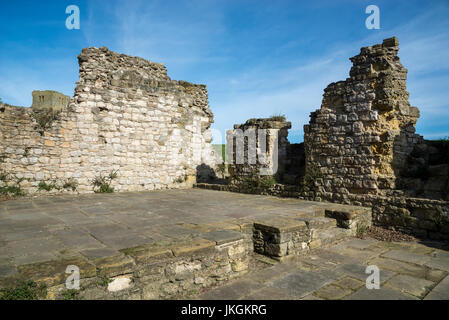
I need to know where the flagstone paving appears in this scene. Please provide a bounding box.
[188,238,449,300]
[0,189,333,277]
[1,189,448,300]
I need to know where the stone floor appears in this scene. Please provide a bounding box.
[189,238,449,300]
[1,188,448,300]
[0,189,331,277]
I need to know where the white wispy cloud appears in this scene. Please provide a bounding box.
[210,5,449,142]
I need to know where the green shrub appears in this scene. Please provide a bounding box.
[174,175,187,183]
[63,178,78,191]
[92,170,118,193]
[0,177,26,197]
[38,181,59,192]
[216,163,229,178]
[239,173,277,192]
[32,108,61,130]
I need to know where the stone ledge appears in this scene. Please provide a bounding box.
[324,205,372,235]
[120,244,173,264]
[170,239,216,257]
[253,217,311,259]
[16,256,96,287]
[254,217,308,234]
[201,230,247,245]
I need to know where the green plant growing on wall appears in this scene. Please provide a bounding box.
[269,113,286,122]
[216,163,228,179]
[303,164,323,192]
[38,180,61,192]
[23,147,31,158]
[0,171,8,182]
[63,178,78,191]
[92,170,119,193]
[174,175,188,183]
[32,108,61,131]
[0,177,26,197]
[356,224,369,238]
[238,172,277,192]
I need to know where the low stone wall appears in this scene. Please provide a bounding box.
[195,183,448,240]
[1,234,252,300]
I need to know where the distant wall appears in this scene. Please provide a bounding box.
[0,47,219,194]
[226,118,291,184]
[31,90,70,111]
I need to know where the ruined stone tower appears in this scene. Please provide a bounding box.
[31,90,70,111]
[304,37,422,200]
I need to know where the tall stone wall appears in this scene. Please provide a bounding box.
[0,47,218,194]
[302,37,449,239]
[304,37,422,200]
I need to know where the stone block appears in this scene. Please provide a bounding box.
[253,218,311,258]
[120,244,173,264]
[170,239,215,257]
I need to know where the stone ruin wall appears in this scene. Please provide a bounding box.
[0,47,218,194]
[226,118,291,184]
[304,37,449,239]
[219,37,449,239]
[304,37,421,199]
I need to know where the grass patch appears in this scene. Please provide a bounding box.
[303,164,323,192]
[0,177,26,197]
[98,275,112,287]
[64,289,82,300]
[0,281,47,300]
[356,224,368,238]
[238,173,277,192]
[38,179,78,192]
[38,180,60,192]
[63,178,78,191]
[269,113,286,122]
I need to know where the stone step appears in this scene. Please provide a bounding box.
[310,227,351,249]
[296,216,337,230]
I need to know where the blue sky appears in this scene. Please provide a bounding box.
[1,0,449,143]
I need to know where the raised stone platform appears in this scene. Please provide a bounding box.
[0,189,371,299]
